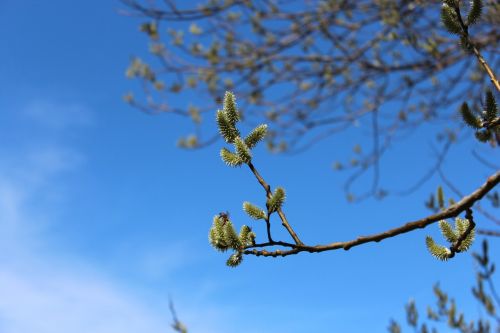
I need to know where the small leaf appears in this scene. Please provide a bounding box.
[267,187,286,213]
[220,148,243,167]
[467,0,482,26]
[243,202,266,220]
[426,236,451,261]
[244,124,268,149]
[460,103,481,129]
[234,137,252,164]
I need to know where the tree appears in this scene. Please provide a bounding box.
[120,0,499,331]
[121,0,499,199]
[121,0,499,263]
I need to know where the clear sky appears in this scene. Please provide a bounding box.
[0,1,498,332]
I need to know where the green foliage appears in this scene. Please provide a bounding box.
[426,236,452,261]
[223,91,240,125]
[467,0,483,26]
[226,251,243,267]
[243,202,266,220]
[216,110,239,143]
[216,92,269,167]
[267,187,286,213]
[234,137,252,164]
[220,148,243,167]
[208,215,251,267]
[239,225,256,246]
[405,300,418,327]
[471,240,496,316]
[388,320,401,333]
[484,90,497,122]
[454,218,475,252]
[208,216,230,251]
[223,221,241,250]
[391,240,497,332]
[426,217,475,261]
[208,216,241,252]
[212,92,288,266]
[441,3,462,34]
[437,186,445,210]
[139,21,159,40]
[244,124,267,149]
[460,103,481,129]
[438,220,457,243]
[459,91,499,145]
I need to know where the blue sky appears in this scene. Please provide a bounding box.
[0,1,498,332]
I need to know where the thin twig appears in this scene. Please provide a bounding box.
[477,229,500,237]
[247,162,303,245]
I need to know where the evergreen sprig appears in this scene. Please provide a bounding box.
[243,202,266,220]
[267,187,286,213]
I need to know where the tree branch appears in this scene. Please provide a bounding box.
[247,162,303,245]
[244,171,499,257]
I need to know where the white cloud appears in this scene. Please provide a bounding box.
[0,140,176,332]
[0,268,170,333]
[0,101,209,333]
[0,99,241,333]
[23,100,92,130]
